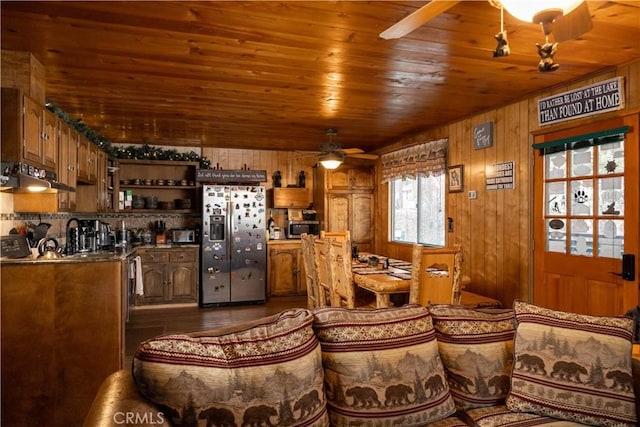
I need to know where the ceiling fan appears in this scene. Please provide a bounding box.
[301,128,378,169]
[379,0,592,43]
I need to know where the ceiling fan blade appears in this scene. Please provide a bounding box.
[379,0,461,40]
[342,147,365,155]
[347,153,379,160]
[553,1,592,42]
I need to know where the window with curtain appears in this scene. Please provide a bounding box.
[382,138,447,247]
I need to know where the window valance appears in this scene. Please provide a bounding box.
[381,137,448,182]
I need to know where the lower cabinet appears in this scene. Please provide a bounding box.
[1,261,123,427]
[267,241,307,296]
[136,246,199,305]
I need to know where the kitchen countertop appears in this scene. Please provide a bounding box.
[0,243,200,264]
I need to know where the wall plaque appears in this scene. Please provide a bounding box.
[196,169,267,183]
[474,121,493,150]
[486,161,514,190]
[537,76,625,126]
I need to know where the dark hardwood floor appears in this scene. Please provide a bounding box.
[125,296,308,366]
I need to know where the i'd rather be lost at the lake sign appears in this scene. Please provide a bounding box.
[537,77,625,126]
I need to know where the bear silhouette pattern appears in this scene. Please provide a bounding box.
[606,370,633,392]
[242,404,278,427]
[199,407,235,427]
[488,374,510,396]
[346,386,382,408]
[550,361,588,384]
[294,389,321,419]
[425,374,445,398]
[384,384,413,407]
[516,354,547,375]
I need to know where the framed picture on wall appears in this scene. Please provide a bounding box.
[448,164,464,193]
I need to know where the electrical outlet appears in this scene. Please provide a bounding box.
[468,190,477,199]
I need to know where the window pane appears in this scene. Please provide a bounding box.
[418,175,445,246]
[598,141,624,174]
[391,178,417,242]
[547,219,566,253]
[570,219,593,256]
[571,179,593,216]
[545,151,566,179]
[390,175,445,246]
[598,219,624,259]
[546,181,566,215]
[598,177,624,216]
[571,145,593,177]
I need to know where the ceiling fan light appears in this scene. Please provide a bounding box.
[500,0,582,23]
[319,152,343,169]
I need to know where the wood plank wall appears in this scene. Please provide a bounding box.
[375,59,640,309]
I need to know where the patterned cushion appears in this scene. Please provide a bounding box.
[313,305,456,426]
[507,300,637,426]
[430,305,516,409]
[132,308,328,426]
[465,404,586,426]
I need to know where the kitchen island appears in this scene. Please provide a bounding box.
[1,252,130,427]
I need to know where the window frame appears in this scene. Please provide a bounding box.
[389,173,446,247]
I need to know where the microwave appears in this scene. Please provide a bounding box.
[171,228,197,244]
[286,220,320,239]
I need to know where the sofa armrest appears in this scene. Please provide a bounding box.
[83,369,170,427]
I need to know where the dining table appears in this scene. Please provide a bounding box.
[352,252,501,309]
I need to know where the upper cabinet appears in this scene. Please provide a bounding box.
[57,122,78,211]
[273,187,311,208]
[1,88,57,170]
[77,134,98,184]
[326,166,374,191]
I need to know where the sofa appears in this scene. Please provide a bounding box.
[84,301,640,426]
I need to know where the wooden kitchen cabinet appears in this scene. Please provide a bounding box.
[326,166,374,191]
[56,122,78,211]
[267,241,307,296]
[327,192,374,252]
[314,163,375,252]
[77,134,98,184]
[136,246,199,305]
[1,87,58,170]
[273,187,311,208]
[1,261,124,427]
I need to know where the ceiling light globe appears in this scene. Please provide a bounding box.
[500,0,582,23]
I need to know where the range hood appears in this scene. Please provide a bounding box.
[1,162,75,193]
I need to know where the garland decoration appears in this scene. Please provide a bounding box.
[46,101,211,169]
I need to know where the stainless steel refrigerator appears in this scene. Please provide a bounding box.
[201,184,267,305]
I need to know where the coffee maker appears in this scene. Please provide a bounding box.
[66,218,98,255]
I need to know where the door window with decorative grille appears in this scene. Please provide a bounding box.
[543,132,625,258]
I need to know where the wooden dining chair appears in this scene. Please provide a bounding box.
[328,238,376,309]
[300,233,327,309]
[409,244,463,306]
[312,236,334,307]
[320,230,351,243]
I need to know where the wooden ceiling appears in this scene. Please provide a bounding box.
[1,1,639,154]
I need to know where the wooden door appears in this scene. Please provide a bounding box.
[352,193,374,250]
[533,115,639,316]
[268,246,298,295]
[328,194,350,232]
[42,108,58,169]
[22,95,43,165]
